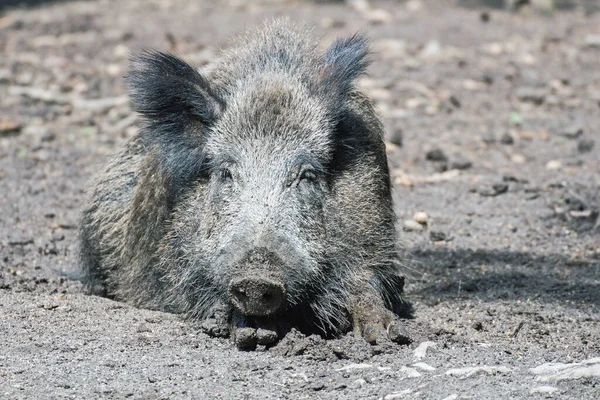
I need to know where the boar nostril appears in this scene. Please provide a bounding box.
[229,277,285,317]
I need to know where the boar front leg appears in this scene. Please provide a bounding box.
[348,285,411,345]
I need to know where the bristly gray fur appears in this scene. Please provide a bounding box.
[79,19,408,339]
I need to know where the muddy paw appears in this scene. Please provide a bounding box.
[200,306,230,338]
[231,313,279,350]
[356,314,410,345]
[350,294,411,345]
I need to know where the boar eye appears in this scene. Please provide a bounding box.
[298,168,317,183]
[220,168,233,182]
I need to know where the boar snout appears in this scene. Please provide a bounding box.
[229,276,285,316]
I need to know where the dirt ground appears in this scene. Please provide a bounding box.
[1,0,599,399]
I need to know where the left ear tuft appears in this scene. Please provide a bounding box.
[318,33,370,104]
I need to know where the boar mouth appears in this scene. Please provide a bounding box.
[228,276,286,317]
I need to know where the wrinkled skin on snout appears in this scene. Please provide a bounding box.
[79,21,410,350]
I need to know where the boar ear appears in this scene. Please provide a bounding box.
[126,51,223,130]
[318,33,370,112]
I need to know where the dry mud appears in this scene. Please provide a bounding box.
[1,0,599,399]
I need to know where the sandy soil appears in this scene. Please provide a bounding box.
[1,0,599,399]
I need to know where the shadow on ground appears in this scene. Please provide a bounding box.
[409,247,600,307]
[0,0,90,12]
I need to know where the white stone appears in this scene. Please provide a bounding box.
[336,363,373,372]
[445,365,512,378]
[530,357,600,382]
[412,362,436,371]
[413,341,436,360]
[398,366,421,378]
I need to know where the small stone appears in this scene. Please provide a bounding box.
[448,95,461,108]
[446,365,511,378]
[387,128,403,147]
[430,231,446,242]
[40,132,56,142]
[560,124,583,139]
[365,8,393,25]
[412,362,436,371]
[413,341,436,360]
[482,133,496,144]
[0,119,22,137]
[530,386,558,395]
[51,232,65,242]
[546,160,562,171]
[136,323,152,333]
[388,323,411,345]
[320,17,345,29]
[403,220,424,232]
[500,133,514,145]
[399,366,421,378]
[480,11,490,22]
[433,162,449,173]
[584,34,600,48]
[511,154,526,164]
[473,321,484,331]
[515,87,546,105]
[479,183,508,197]
[413,211,429,225]
[577,139,594,153]
[425,148,448,162]
[7,235,34,246]
[451,158,472,170]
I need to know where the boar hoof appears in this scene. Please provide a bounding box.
[234,327,257,350]
[387,320,411,345]
[256,327,278,345]
[201,318,230,338]
[200,305,230,338]
[351,296,411,345]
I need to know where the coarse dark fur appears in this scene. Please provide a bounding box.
[79,20,409,347]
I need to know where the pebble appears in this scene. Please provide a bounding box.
[577,139,594,153]
[451,158,472,170]
[479,183,508,197]
[530,386,559,394]
[500,133,514,145]
[365,8,393,25]
[561,125,584,139]
[430,231,446,241]
[545,160,562,171]
[336,363,373,372]
[413,211,429,225]
[426,148,448,162]
[584,34,600,48]
[0,119,22,137]
[387,128,403,147]
[381,389,413,400]
[515,87,546,105]
[403,220,423,232]
[51,232,65,242]
[40,132,56,142]
[136,323,152,333]
[412,362,436,371]
[413,341,436,360]
[7,235,34,246]
[398,366,421,378]
[351,378,367,389]
[511,154,526,164]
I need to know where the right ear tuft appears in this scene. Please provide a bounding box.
[126,51,223,128]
